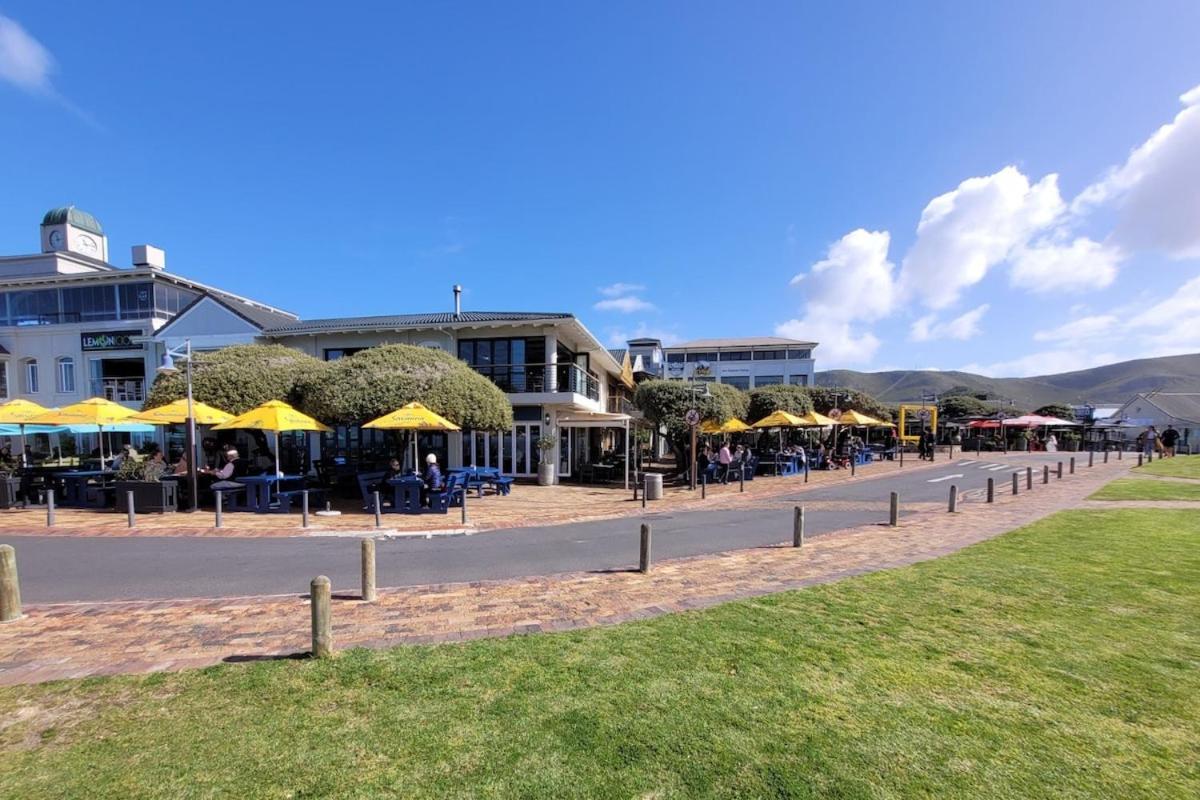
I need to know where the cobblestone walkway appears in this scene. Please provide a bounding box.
[0,460,1130,685]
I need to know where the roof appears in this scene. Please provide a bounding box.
[154,290,299,336]
[262,311,573,336]
[41,206,103,235]
[608,347,627,363]
[626,337,661,346]
[666,336,818,350]
[1125,392,1200,425]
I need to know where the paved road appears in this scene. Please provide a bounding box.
[2,453,1078,604]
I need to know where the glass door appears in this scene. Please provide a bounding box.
[558,427,572,478]
[511,423,540,476]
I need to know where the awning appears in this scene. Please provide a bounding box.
[557,411,632,428]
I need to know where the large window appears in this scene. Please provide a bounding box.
[118,283,154,319]
[753,349,786,361]
[787,348,812,359]
[323,348,366,361]
[788,374,809,386]
[154,284,198,316]
[685,351,718,363]
[722,376,750,390]
[458,337,545,392]
[10,290,60,325]
[665,352,685,363]
[56,357,76,393]
[754,375,784,387]
[719,351,751,361]
[0,362,8,399]
[61,285,118,322]
[22,359,39,393]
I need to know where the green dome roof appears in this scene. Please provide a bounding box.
[41,206,103,235]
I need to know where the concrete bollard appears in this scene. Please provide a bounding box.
[1043,465,1050,484]
[1026,466,1032,490]
[987,478,994,503]
[1057,461,1063,479]
[310,575,333,658]
[889,492,899,526]
[361,538,376,602]
[0,544,20,622]
[1012,472,1019,495]
[373,491,382,528]
[302,490,310,529]
[793,505,805,546]
[214,491,223,528]
[127,491,136,528]
[46,488,55,527]
[1070,457,1076,475]
[948,484,958,513]
[639,523,652,573]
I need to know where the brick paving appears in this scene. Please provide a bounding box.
[0,458,1133,686]
[0,456,945,538]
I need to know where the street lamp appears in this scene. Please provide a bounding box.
[157,339,199,512]
[687,380,711,490]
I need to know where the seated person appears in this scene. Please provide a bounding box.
[420,453,443,506]
[142,450,168,482]
[373,458,404,506]
[201,448,248,488]
[171,451,190,476]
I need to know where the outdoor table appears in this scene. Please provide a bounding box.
[59,470,111,507]
[238,474,305,513]
[453,467,502,497]
[386,476,423,514]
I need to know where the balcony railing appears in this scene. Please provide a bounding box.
[471,363,600,401]
[92,378,144,403]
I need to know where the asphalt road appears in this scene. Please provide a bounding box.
[2,452,1075,604]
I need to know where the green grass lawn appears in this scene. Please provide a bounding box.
[2,509,1198,799]
[1136,454,1200,480]
[1091,477,1200,501]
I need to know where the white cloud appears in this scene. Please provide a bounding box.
[1032,314,1119,343]
[775,316,881,366]
[909,303,989,342]
[898,167,1064,309]
[1008,236,1123,292]
[598,282,646,298]
[606,323,680,348]
[0,14,52,93]
[594,296,656,313]
[962,349,1119,379]
[1074,83,1200,259]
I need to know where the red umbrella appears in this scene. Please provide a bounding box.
[967,419,1001,429]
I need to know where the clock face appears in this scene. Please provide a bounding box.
[48,229,64,249]
[78,235,98,254]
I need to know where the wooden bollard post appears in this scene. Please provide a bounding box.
[361,538,376,602]
[461,483,468,524]
[793,505,805,546]
[126,491,136,528]
[948,484,958,513]
[1070,457,1076,475]
[639,523,652,573]
[987,477,994,503]
[0,544,20,622]
[1057,461,1063,479]
[301,490,310,529]
[310,575,333,658]
[215,490,223,528]
[46,488,55,527]
[1137,452,1143,467]
[850,456,856,477]
[1043,465,1050,484]
[1089,450,1094,468]
[641,474,648,509]
[701,473,707,499]
[889,491,899,526]
[1026,466,1032,490]
[1104,450,1109,464]
[739,464,745,492]
[804,462,809,483]
[1148,449,1154,462]
[373,491,382,528]
[899,447,904,468]
[1011,472,1019,495]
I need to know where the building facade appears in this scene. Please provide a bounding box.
[653,336,818,389]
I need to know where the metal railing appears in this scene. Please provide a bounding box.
[471,363,600,400]
[92,378,144,403]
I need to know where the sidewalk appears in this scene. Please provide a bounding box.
[0,455,947,538]
[0,458,1132,685]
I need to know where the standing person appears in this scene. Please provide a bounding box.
[717,441,733,483]
[918,428,933,461]
[1045,432,1058,453]
[1142,426,1158,457]
[1161,425,1179,457]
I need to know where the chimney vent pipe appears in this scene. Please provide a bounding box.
[453,284,462,316]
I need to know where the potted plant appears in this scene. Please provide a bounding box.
[536,435,557,486]
[114,458,178,514]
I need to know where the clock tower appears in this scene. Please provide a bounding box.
[40,206,109,262]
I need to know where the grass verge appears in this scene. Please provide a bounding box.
[1,509,1198,799]
[1090,477,1200,501]
[1136,454,1200,480]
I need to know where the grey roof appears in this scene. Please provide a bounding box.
[42,206,103,235]
[666,336,818,350]
[1135,393,1200,424]
[209,292,299,328]
[263,311,573,336]
[608,347,627,363]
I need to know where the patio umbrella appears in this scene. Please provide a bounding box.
[212,400,332,476]
[794,410,838,427]
[751,410,806,429]
[363,402,461,469]
[699,418,751,434]
[30,397,140,467]
[837,409,885,426]
[131,399,235,426]
[0,399,50,466]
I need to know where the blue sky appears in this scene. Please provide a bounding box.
[1,2,1198,376]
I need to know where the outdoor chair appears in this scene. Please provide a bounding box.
[427,472,464,513]
[356,471,387,510]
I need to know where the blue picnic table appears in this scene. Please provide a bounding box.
[385,476,424,514]
[236,474,306,513]
[450,467,513,497]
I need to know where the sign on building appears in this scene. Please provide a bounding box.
[81,330,144,351]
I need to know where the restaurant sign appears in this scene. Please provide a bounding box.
[81,330,143,351]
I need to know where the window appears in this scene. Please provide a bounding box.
[665,352,685,363]
[56,357,75,393]
[788,374,809,386]
[719,351,752,361]
[118,282,154,319]
[754,375,784,387]
[686,351,718,363]
[787,348,812,360]
[154,284,199,317]
[10,290,60,325]
[61,285,118,322]
[323,348,366,361]
[0,362,8,399]
[722,376,750,390]
[753,349,786,361]
[22,359,39,393]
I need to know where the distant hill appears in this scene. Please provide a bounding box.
[816,353,1200,409]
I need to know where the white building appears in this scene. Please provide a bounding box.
[657,336,818,389]
[1112,392,1199,453]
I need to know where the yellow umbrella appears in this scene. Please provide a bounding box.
[699,418,749,435]
[132,399,235,426]
[212,400,332,476]
[32,397,140,466]
[751,410,807,429]
[795,410,838,427]
[0,399,51,466]
[838,409,886,426]
[364,402,461,470]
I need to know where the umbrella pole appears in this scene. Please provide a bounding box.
[19,425,27,468]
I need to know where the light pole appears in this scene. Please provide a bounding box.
[686,381,710,490]
[157,340,199,512]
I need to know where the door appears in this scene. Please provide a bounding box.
[511,423,541,477]
[558,426,572,478]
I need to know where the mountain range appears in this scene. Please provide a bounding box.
[816,352,1200,409]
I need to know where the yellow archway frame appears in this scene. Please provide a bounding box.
[897,404,937,443]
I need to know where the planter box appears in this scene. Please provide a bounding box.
[537,461,556,486]
[0,477,18,509]
[115,480,177,514]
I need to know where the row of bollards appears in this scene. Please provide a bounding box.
[307,535,380,658]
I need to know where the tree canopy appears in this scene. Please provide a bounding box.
[746,384,814,423]
[804,386,892,421]
[296,344,512,430]
[938,394,995,420]
[1034,403,1076,421]
[634,380,748,470]
[144,344,326,415]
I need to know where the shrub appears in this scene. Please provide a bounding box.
[633,380,748,473]
[145,344,326,415]
[804,386,892,421]
[746,385,813,423]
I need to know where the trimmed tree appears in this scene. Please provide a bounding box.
[296,344,512,430]
[805,386,892,421]
[938,394,995,420]
[1034,403,1075,421]
[633,380,748,474]
[144,344,326,414]
[746,384,814,423]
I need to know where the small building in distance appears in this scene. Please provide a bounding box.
[1112,392,1200,453]
[648,336,818,389]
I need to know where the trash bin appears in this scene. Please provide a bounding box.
[643,473,663,501]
